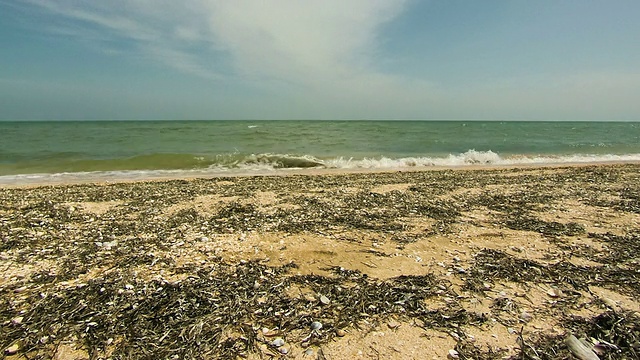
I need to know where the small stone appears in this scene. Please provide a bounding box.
[311,321,323,331]
[547,288,563,298]
[520,311,533,323]
[319,295,330,305]
[11,316,24,325]
[271,338,285,347]
[304,348,314,356]
[279,345,290,354]
[447,349,459,359]
[335,329,347,337]
[467,334,476,343]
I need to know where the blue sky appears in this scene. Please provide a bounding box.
[1,0,639,120]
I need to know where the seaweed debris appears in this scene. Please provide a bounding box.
[3,164,640,358]
[0,262,477,359]
[513,310,640,360]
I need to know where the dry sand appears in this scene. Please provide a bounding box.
[1,164,639,359]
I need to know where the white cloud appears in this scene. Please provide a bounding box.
[9,1,640,119]
[203,1,406,81]
[17,0,448,118]
[21,1,411,84]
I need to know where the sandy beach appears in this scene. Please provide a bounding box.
[1,164,639,359]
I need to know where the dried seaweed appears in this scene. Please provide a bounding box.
[3,164,640,358]
[0,262,468,359]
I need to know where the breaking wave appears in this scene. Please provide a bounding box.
[2,150,640,185]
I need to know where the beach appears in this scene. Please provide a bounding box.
[1,164,639,359]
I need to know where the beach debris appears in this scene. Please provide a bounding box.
[565,334,600,360]
[601,297,619,311]
[311,321,323,331]
[2,165,640,358]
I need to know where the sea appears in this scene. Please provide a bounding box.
[1,120,639,185]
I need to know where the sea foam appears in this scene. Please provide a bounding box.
[2,150,640,185]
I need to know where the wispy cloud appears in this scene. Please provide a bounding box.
[6,1,640,119]
[20,0,222,80]
[17,0,433,110]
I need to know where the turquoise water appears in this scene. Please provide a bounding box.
[1,121,639,183]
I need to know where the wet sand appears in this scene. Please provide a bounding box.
[1,164,639,359]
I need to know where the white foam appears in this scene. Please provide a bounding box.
[324,150,640,169]
[2,150,640,185]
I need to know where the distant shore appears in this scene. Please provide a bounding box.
[1,164,639,359]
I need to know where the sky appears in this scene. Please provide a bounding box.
[1,0,639,120]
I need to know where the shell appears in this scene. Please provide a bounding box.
[319,295,330,305]
[565,334,599,360]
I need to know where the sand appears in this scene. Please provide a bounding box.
[1,164,639,359]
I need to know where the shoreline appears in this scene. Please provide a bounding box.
[1,163,639,359]
[2,160,640,188]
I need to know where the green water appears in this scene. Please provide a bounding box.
[1,120,639,181]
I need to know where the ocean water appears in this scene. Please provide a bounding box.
[1,120,639,184]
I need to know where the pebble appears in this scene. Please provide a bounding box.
[447,349,460,359]
[335,329,347,337]
[304,348,314,356]
[11,316,24,325]
[319,295,330,305]
[520,311,533,323]
[271,338,285,347]
[311,321,323,331]
[547,288,563,298]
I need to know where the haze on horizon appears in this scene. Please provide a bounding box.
[1,0,639,121]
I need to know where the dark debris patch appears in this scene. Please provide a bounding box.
[588,232,640,266]
[0,262,481,359]
[464,249,640,297]
[512,310,640,360]
[503,216,585,237]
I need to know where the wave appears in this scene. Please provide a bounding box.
[2,150,640,185]
[325,150,640,169]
